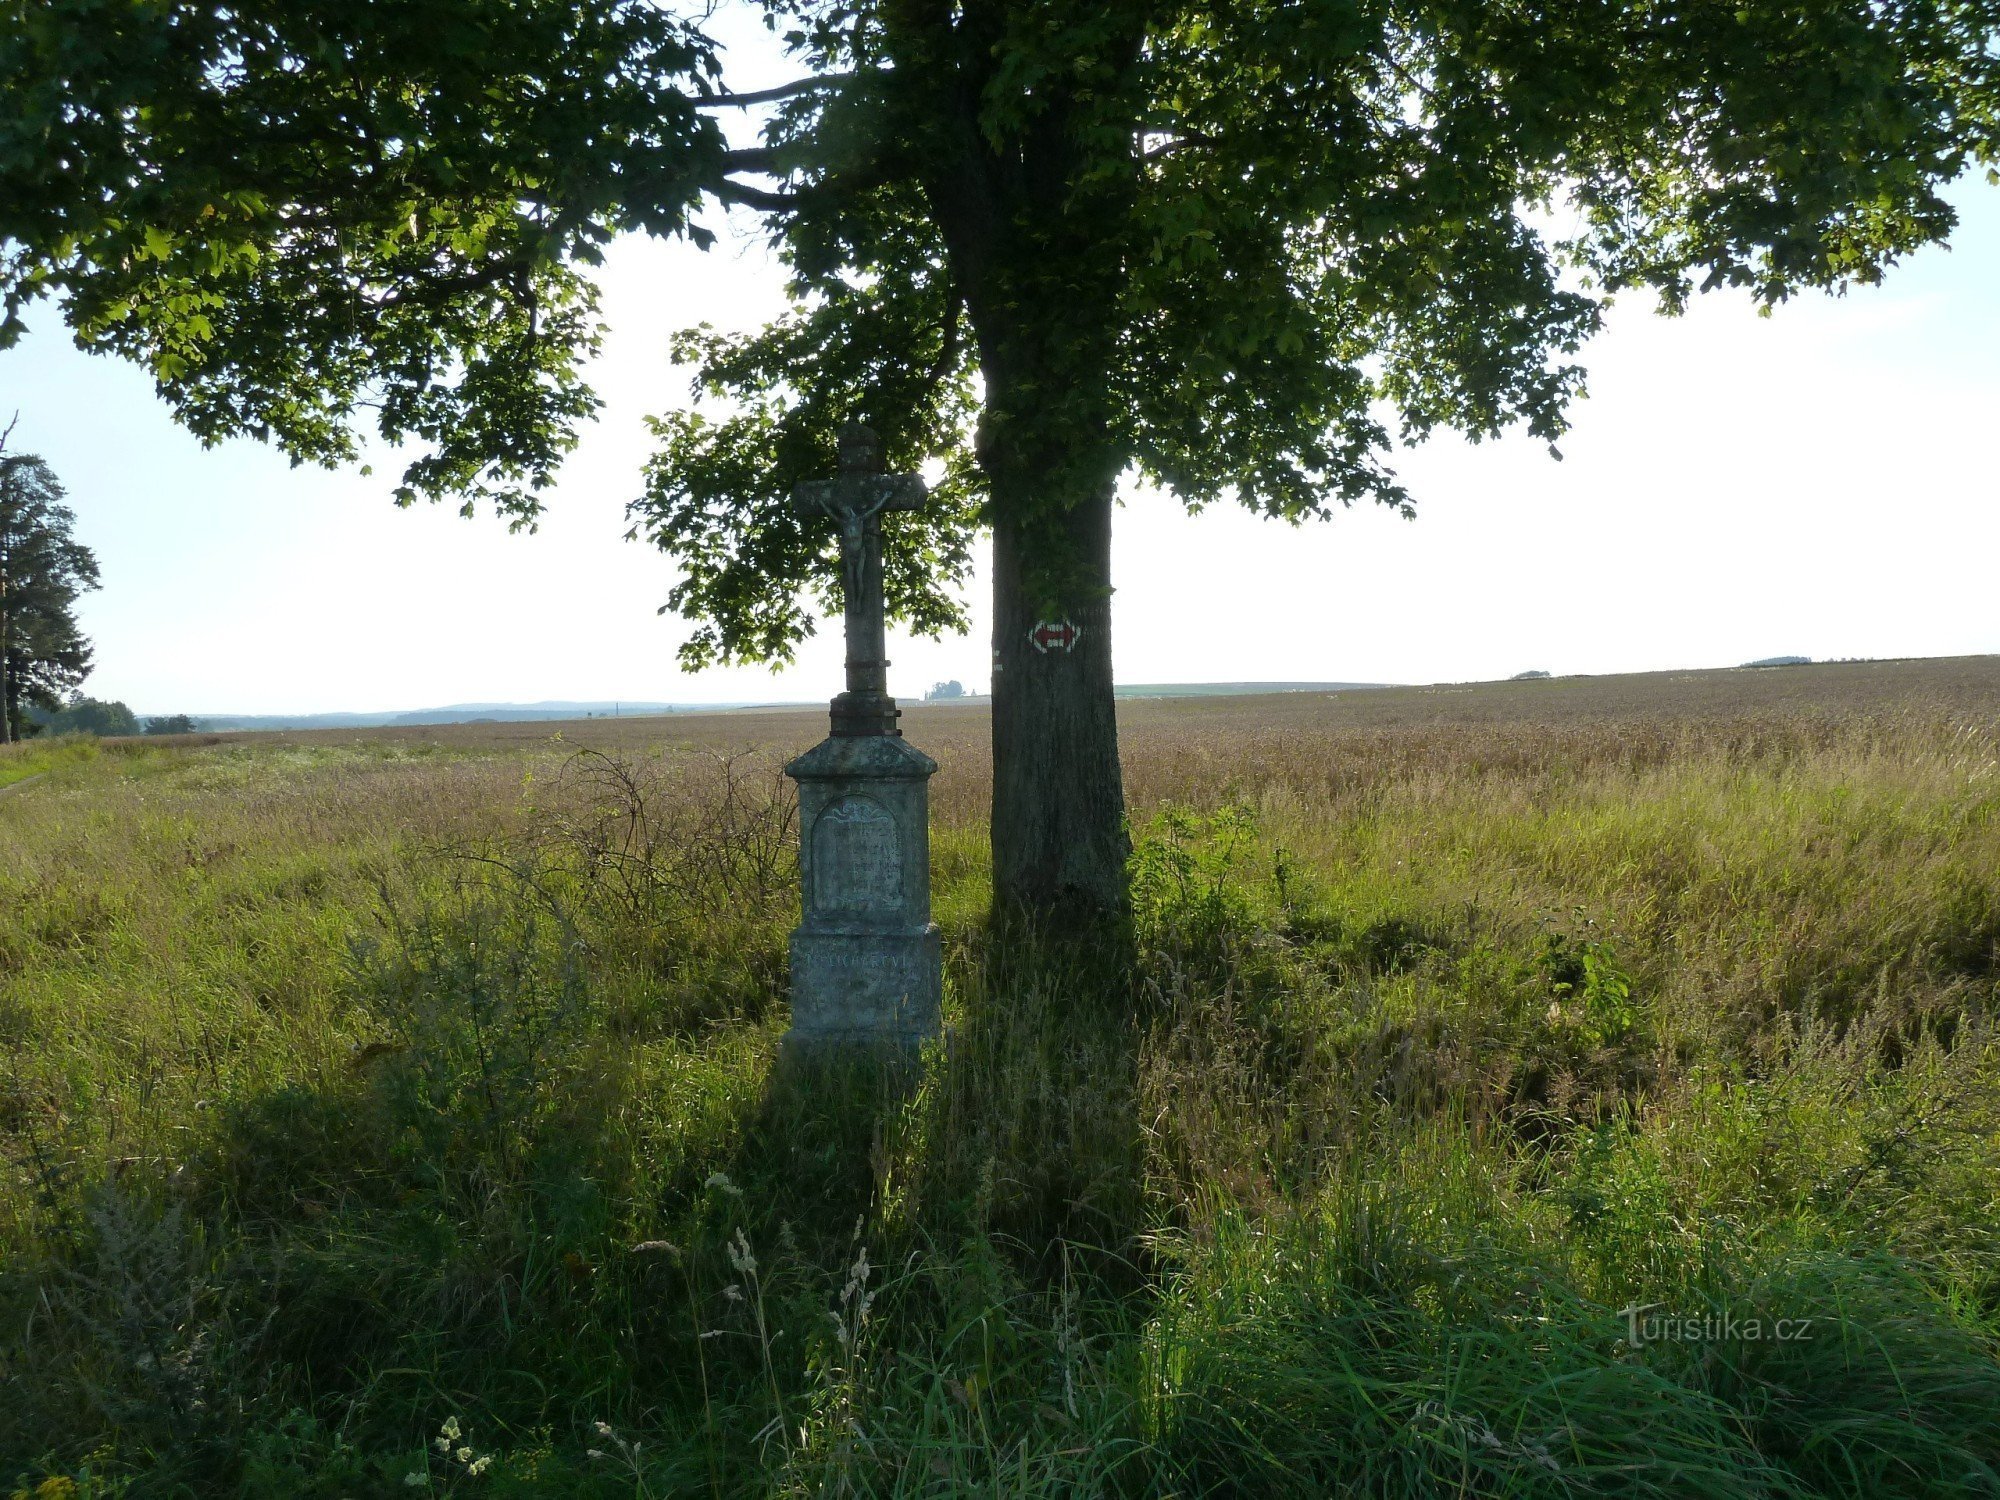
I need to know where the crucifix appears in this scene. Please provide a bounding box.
[793,421,927,738]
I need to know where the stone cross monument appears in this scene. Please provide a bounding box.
[783,422,943,1049]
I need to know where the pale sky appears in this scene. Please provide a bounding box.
[2,23,1996,715]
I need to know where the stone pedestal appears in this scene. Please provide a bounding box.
[785,734,942,1047]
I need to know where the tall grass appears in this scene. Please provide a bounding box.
[1,673,1997,1495]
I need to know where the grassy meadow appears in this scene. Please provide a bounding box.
[2,657,1999,1496]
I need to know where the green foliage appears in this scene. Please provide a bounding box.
[6,2,1995,641]
[0,0,723,519]
[1129,803,1266,963]
[634,250,983,667]
[1540,914,1641,1047]
[36,697,136,738]
[636,0,2000,640]
[142,716,197,737]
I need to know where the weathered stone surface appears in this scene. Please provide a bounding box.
[786,742,941,1044]
[812,797,903,913]
[786,734,938,781]
[788,926,942,1044]
[782,424,944,1050]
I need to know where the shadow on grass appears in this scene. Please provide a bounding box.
[0,909,1155,1493]
[707,907,1149,1278]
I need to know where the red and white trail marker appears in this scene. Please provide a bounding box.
[1029,619,1082,654]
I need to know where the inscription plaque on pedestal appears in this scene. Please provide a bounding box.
[813,797,902,913]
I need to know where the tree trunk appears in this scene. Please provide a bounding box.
[0,454,8,745]
[0,559,11,746]
[988,481,1128,915]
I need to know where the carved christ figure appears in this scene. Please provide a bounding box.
[793,422,927,737]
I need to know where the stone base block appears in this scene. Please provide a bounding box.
[788,925,943,1046]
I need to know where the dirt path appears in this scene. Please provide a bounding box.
[0,772,47,799]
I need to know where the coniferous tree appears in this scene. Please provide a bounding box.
[0,443,101,742]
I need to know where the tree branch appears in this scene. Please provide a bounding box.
[711,179,805,213]
[720,147,787,175]
[1141,134,1204,161]
[351,247,537,316]
[924,278,962,391]
[696,73,859,109]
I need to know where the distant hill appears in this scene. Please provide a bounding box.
[164,684,1399,730]
[175,700,806,732]
[1113,680,1393,699]
[141,658,1999,738]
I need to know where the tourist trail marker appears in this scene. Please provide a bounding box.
[1029,620,1082,654]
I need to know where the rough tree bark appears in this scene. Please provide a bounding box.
[962,293,1134,916]
[0,429,12,744]
[987,480,1127,915]
[0,538,11,746]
